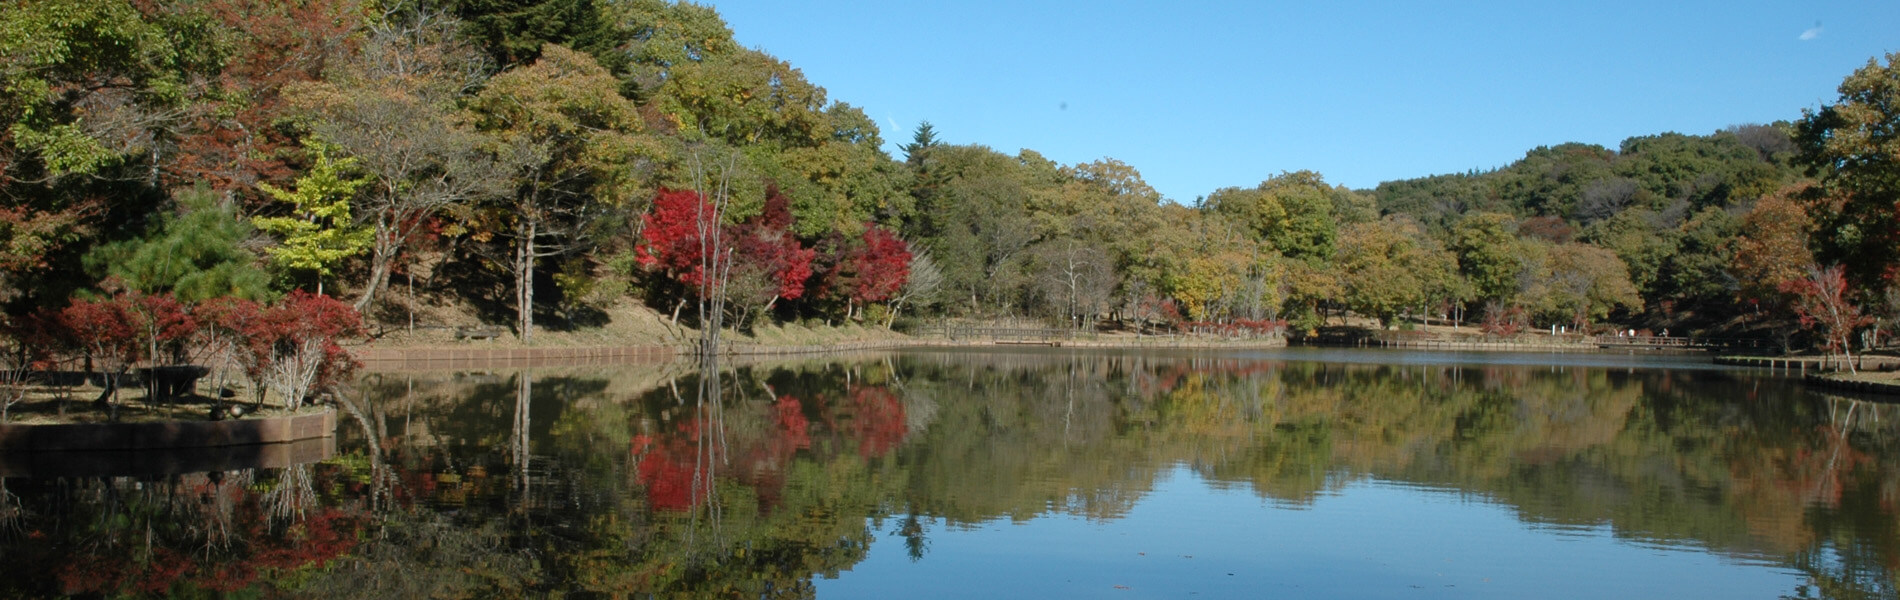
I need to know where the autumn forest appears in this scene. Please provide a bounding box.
[4,0,1900,364]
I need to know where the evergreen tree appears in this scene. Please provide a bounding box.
[83,187,273,303]
[902,121,940,167]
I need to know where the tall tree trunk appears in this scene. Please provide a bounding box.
[516,218,536,344]
[356,228,398,311]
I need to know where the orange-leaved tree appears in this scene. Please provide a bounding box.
[1783,265,1872,373]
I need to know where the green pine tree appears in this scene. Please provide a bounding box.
[83,186,275,303]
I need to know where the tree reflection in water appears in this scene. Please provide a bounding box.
[0,350,1895,598]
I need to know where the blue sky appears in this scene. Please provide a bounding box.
[701,1,1900,203]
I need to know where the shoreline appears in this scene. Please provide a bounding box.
[346,334,1300,370]
[342,332,1754,372]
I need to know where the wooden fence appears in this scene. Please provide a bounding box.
[943,325,1073,346]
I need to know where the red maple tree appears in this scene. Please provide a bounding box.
[1783,265,1873,373]
[818,224,911,316]
[733,187,816,302]
[193,296,268,385]
[636,188,725,289]
[192,292,363,400]
[123,290,198,367]
[256,291,366,390]
[57,294,140,398]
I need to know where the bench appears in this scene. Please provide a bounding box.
[136,365,211,402]
[454,326,506,341]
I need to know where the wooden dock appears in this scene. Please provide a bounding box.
[1589,335,1764,351]
[1713,355,1900,373]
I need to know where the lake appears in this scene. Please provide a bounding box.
[0,347,1894,599]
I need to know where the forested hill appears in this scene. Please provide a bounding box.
[2,0,1897,354]
[1376,129,1795,232]
[1368,127,1806,331]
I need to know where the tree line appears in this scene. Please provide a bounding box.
[2,0,1898,358]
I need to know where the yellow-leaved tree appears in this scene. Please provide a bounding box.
[254,142,373,295]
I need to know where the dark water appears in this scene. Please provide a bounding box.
[1,347,1896,599]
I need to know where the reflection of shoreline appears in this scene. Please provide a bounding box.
[1804,373,1900,398]
[0,409,336,452]
[0,435,335,477]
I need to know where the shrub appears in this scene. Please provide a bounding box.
[253,291,364,409]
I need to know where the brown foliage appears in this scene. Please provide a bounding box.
[1732,182,1818,303]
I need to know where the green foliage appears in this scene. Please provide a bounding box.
[1449,212,1521,305]
[1614,132,1762,208]
[0,0,233,305]
[1579,209,1675,297]
[450,0,621,69]
[552,256,602,307]
[469,43,669,339]
[285,14,506,310]
[608,0,741,102]
[1495,143,1616,218]
[1337,218,1459,327]
[1796,51,1900,286]
[0,0,227,178]
[902,121,940,166]
[1656,207,1739,308]
[906,145,1037,312]
[1377,131,1794,228]
[470,42,665,220]
[1204,170,1363,261]
[253,142,373,281]
[83,186,271,302]
[1371,124,1803,327]
[1371,172,1500,234]
[1520,241,1642,328]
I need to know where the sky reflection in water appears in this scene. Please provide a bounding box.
[823,465,1798,599]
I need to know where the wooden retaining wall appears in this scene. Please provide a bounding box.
[349,337,1306,371]
[719,340,920,355]
[349,342,930,371]
[350,345,677,371]
[1298,337,1628,353]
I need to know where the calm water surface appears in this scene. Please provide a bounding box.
[1,347,1895,598]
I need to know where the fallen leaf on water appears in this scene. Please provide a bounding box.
[1114,585,1130,590]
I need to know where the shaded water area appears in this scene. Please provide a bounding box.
[0,347,1896,598]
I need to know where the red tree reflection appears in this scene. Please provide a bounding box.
[631,386,908,513]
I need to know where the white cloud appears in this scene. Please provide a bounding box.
[1800,24,1823,41]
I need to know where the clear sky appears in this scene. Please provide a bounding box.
[700,1,1900,203]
